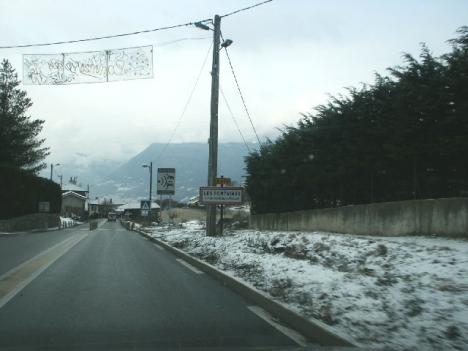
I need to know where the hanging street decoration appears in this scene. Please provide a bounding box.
[22,45,153,85]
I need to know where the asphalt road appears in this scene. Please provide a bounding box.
[0,221,304,350]
[0,223,89,277]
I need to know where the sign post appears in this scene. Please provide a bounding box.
[215,176,231,235]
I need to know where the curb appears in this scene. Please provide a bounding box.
[122,221,357,348]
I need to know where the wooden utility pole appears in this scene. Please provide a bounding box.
[206,14,221,236]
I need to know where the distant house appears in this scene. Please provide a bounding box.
[116,201,160,219]
[61,183,88,218]
[88,199,100,217]
[187,195,200,207]
[62,191,87,218]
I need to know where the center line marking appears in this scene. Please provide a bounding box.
[247,305,308,347]
[176,259,203,274]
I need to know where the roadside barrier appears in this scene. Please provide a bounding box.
[89,221,98,231]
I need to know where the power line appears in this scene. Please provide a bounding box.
[0,1,274,50]
[221,0,273,18]
[0,19,212,49]
[220,85,251,153]
[154,42,213,162]
[222,46,262,145]
[157,36,211,47]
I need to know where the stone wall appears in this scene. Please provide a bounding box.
[0,213,60,233]
[250,197,468,237]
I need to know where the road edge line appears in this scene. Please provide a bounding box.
[176,258,203,274]
[123,221,357,348]
[247,305,308,347]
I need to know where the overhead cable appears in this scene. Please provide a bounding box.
[0,19,212,49]
[223,46,262,145]
[221,0,273,18]
[220,86,251,153]
[154,42,213,161]
[0,0,274,50]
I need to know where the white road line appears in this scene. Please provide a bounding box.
[0,235,79,281]
[176,258,203,274]
[153,243,164,250]
[0,233,88,310]
[247,305,307,347]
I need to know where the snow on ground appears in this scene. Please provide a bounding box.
[59,217,80,228]
[142,221,468,350]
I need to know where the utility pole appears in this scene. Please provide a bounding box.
[206,14,221,236]
[50,163,60,181]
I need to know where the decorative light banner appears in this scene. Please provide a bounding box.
[23,45,153,85]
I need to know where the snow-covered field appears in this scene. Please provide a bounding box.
[142,221,468,350]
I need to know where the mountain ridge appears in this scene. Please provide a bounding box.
[93,142,257,202]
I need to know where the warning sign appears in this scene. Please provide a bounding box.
[157,168,176,195]
[140,200,151,210]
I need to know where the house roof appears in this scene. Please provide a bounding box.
[62,183,87,192]
[62,191,87,200]
[116,201,160,211]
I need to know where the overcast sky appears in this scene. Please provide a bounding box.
[1,0,467,165]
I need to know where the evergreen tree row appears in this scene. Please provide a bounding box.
[246,27,468,214]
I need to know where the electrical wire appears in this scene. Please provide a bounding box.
[220,85,251,153]
[221,0,273,18]
[0,1,274,49]
[222,46,262,145]
[0,19,212,49]
[154,42,213,162]
[157,36,211,47]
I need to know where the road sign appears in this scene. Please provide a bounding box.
[157,168,176,195]
[199,187,243,205]
[216,177,231,186]
[140,200,151,210]
[38,202,50,213]
[141,210,149,217]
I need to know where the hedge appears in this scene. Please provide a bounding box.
[0,166,62,220]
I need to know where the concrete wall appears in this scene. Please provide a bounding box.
[0,213,60,233]
[250,197,468,237]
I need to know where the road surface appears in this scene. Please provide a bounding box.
[0,221,311,350]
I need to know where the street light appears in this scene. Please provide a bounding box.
[50,163,60,180]
[142,162,153,209]
[220,39,233,48]
[57,174,63,188]
[195,21,211,31]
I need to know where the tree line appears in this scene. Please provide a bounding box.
[0,59,48,173]
[0,59,59,219]
[245,27,468,214]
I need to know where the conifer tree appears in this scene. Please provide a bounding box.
[0,59,49,173]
